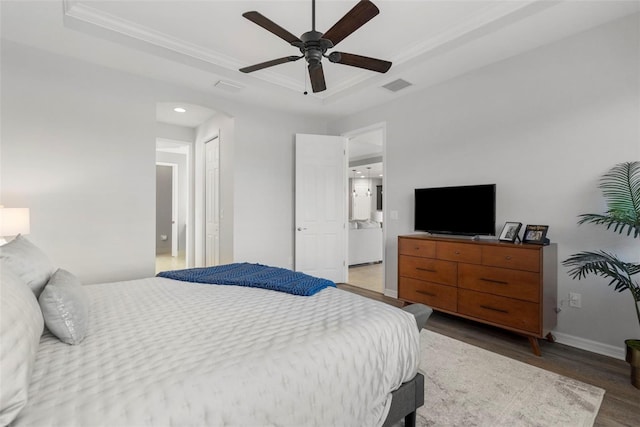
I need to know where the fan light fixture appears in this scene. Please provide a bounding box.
[239,0,391,93]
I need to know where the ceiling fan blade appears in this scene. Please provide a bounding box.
[322,0,379,47]
[328,52,391,73]
[243,11,302,45]
[308,63,327,93]
[240,56,302,73]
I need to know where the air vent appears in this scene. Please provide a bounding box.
[214,80,244,93]
[382,79,412,92]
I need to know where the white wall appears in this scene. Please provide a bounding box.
[329,14,640,356]
[1,40,326,283]
[1,41,157,284]
[233,108,326,269]
[157,122,195,143]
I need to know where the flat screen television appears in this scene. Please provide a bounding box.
[414,184,496,236]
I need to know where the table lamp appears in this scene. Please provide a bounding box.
[0,206,30,245]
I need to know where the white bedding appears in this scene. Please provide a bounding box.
[14,277,420,427]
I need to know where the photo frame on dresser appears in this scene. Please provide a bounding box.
[499,222,522,242]
[523,224,549,244]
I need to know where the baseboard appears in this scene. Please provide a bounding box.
[553,331,626,360]
[384,289,398,299]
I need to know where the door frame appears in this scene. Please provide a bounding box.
[156,138,192,267]
[204,135,220,267]
[342,122,387,291]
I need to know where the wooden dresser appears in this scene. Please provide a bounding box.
[398,234,557,355]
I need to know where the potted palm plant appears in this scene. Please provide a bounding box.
[563,161,639,389]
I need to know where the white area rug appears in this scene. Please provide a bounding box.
[416,329,605,426]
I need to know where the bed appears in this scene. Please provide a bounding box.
[1,236,426,427]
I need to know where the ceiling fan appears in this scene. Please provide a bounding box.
[239,0,391,93]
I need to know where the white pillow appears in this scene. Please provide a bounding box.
[0,234,54,297]
[0,266,44,425]
[39,269,89,345]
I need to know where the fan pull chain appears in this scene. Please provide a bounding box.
[303,60,308,95]
[312,0,316,31]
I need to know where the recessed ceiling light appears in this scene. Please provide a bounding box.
[356,171,362,174]
[173,107,186,113]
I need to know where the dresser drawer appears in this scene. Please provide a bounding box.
[399,277,457,312]
[399,238,436,258]
[482,246,540,272]
[436,242,482,264]
[458,264,540,303]
[458,289,540,334]
[399,255,457,286]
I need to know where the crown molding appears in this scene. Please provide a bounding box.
[62,0,555,101]
[62,0,304,93]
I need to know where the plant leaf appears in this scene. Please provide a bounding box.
[578,162,640,238]
[562,250,639,296]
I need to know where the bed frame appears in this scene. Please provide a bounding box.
[383,373,425,427]
[381,303,432,426]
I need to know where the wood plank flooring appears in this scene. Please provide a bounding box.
[337,283,640,426]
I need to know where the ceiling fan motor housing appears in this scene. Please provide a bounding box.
[299,31,333,67]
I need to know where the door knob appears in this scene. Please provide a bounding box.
[297,227,307,231]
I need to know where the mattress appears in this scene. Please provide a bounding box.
[14,277,420,427]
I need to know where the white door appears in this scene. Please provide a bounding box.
[205,137,220,266]
[295,134,347,283]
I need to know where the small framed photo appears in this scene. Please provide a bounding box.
[523,225,549,244]
[499,222,522,242]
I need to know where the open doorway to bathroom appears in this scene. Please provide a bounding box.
[346,127,384,294]
[155,140,190,273]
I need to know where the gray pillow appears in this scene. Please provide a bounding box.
[0,267,44,425]
[39,269,89,345]
[0,234,54,297]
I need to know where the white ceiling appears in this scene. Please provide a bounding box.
[1,1,638,122]
[156,102,217,127]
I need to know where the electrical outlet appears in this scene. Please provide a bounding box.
[569,292,582,308]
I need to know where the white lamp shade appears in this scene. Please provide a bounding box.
[0,208,30,236]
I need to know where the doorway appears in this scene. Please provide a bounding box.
[155,140,190,273]
[345,126,385,294]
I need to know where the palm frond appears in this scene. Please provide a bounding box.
[562,250,639,296]
[579,162,640,238]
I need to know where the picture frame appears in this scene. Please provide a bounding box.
[522,224,549,244]
[498,222,522,242]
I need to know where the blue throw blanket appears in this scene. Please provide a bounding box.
[157,263,336,296]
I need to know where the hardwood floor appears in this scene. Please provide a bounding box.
[347,262,384,293]
[337,283,640,426]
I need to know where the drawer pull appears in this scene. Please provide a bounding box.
[416,267,436,273]
[505,256,512,260]
[417,290,436,297]
[480,278,509,285]
[480,305,509,314]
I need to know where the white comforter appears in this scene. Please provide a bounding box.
[14,277,419,427]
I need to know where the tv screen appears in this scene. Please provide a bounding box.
[414,184,496,236]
